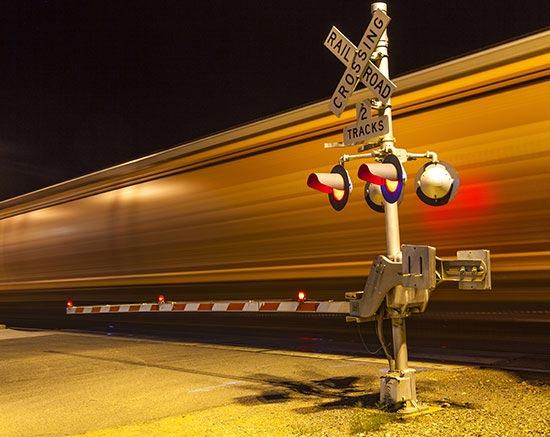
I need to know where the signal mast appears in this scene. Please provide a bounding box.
[308,2,491,412]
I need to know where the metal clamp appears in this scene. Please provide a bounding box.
[438,250,491,290]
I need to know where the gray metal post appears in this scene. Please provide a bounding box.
[371,2,400,261]
[371,1,420,412]
[391,317,409,370]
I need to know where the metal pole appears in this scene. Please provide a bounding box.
[370,2,407,371]
[385,203,401,260]
[371,2,419,412]
[371,2,401,262]
[391,318,409,370]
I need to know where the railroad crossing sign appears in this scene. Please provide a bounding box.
[342,100,389,145]
[325,9,396,117]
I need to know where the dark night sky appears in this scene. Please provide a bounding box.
[1,0,548,200]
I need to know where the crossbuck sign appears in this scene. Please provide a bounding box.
[324,8,396,144]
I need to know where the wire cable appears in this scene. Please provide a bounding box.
[376,311,395,372]
[356,322,384,355]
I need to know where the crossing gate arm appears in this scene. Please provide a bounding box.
[66,300,351,315]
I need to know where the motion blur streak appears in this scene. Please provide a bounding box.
[0,32,548,299]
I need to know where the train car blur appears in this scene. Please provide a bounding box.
[0,31,548,305]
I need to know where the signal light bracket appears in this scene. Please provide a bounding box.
[324,142,347,148]
[358,142,380,153]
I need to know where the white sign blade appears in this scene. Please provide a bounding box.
[328,66,359,117]
[343,115,389,145]
[324,26,355,66]
[356,9,391,62]
[361,62,396,105]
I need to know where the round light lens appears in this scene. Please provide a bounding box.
[418,164,453,199]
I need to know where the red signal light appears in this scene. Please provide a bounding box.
[158,294,165,304]
[357,154,404,204]
[66,300,74,308]
[297,290,307,302]
[357,163,396,186]
[307,164,352,211]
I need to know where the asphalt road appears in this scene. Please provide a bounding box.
[0,328,450,436]
[2,326,549,437]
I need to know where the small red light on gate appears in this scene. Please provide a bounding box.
[158,294,165,304]
[66,300,73,308]
[297,291,307,302]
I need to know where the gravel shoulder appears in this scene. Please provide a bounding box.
[76,366,550,436]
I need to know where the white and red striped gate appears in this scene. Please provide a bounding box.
[66,298,350,315]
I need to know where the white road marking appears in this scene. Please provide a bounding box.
[188,381,242,393]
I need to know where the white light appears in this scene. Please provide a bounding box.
[418,164,453,199]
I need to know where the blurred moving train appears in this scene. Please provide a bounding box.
[0,31,548,306]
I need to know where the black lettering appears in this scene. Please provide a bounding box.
[371,120,378,133]
[344,72,355,86]
[342,46,352,62]
[364,65,393,100]
[344,129,349,142]
[378,119,385,131]
[374,78,384,94]
[373,17,384,30]
[359,105,369,120]
[364,29,378,49]
[351,60,361,74]
[364,65,373,81]
[338,85,348,99]
[332,96,342,109]
[327,31,337,47]
[334,38,343,53]
[356,49,368,62]
[369,72,380,87]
